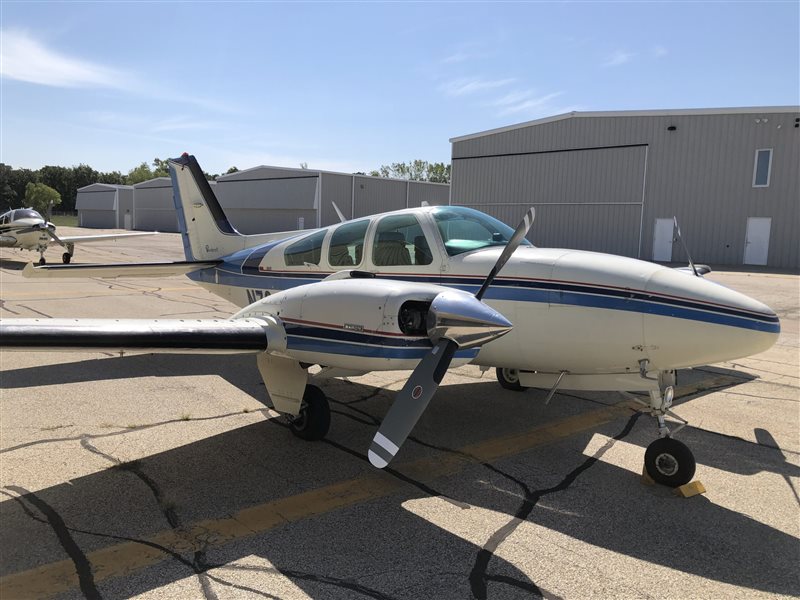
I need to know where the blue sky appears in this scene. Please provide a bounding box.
[1,2,798,175]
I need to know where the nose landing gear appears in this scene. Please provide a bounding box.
[629,375,696,487]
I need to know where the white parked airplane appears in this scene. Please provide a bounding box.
[1,154,780,487]
[0,207,157,265]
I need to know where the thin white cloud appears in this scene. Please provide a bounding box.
[652,45,668,58]
[494,91,564,117]
[440,77,516,97]
[0,29,126,88]
[441,51,471,64]
[0,29,241,115]
[602,50,635,68]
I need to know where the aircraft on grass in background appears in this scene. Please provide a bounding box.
[0,207,157,265]
[0,154,780,487]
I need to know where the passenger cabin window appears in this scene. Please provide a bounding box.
[372,214,433,266]
[284,230,326,267]
[752,149,772,187]
[328,219,368,267]
[432,206,532,256]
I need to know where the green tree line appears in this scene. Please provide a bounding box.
[367,160,451,184]
[0,158,237,213]
[1,157,450,214]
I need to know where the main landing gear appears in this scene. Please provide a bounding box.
[285,384,331,441]
[496,367,526,391]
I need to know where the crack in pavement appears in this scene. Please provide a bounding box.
[468,412,642,600]
[79,437,220,600]
[4,486,102,600]
[0,409,271,454]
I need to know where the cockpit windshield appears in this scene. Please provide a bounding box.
[12,209,43,221]
[431,206,533,256]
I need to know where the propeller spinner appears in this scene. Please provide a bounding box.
[368,207,535,468]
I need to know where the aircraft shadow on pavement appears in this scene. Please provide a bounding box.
[1,359,798,598]
[0,257,28,271]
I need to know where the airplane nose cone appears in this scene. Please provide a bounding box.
[643,268,780,369]
[427,290,513,348]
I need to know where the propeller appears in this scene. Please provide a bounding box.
[17,222,67,248]
[368,207,535,468]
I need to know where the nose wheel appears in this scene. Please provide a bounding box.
[644,436,696,487]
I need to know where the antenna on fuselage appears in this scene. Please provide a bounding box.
[672,216,711,277]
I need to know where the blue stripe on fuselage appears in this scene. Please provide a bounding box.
[187,265,779,334]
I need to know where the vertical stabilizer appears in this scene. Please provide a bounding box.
[169,154,245,260]
[169,154,298,261]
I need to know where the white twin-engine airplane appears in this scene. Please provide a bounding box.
[1,154,780,487]
[0,207,156,265]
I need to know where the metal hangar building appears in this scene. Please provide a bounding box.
[449,106,799,269]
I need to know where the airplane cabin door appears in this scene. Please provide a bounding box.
[743,217,771,266]
[652,218,674,262]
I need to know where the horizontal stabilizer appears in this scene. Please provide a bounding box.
[0,318,273,354]
[58,231,159,245]
[22,261,219,279]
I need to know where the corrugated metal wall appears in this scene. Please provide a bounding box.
[353,176,406,216]
[117,188,134,229]
[223,208,317,234]
[408,181,449,207]
[320,173,354,226]
[76,185,120,228]
[452,110,799,268]
[133,179,178,232]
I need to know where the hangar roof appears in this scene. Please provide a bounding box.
[450,105,800,143]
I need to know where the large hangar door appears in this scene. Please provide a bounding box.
[451,145,647,258]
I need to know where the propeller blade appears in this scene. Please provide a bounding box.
[368,339,457,468]
[45,226,67,248]
[475,207,535,301]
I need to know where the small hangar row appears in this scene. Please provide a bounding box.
[76,168,449,235]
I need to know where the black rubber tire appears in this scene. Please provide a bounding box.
[62,253,71,264]
[289,385,330,441]
[496,367,526,391]
[644,437,696,487]
[38,257,46,266]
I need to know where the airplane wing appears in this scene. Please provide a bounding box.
[54,231,160,245]
[0,317,276,354]
[22,261,219,279]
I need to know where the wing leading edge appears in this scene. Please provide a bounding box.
[0,318,276,354]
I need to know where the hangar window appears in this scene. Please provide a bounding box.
[284,230,326,267]
[752,149,772,187]
[372,214,432,266]
[329,219,369,267]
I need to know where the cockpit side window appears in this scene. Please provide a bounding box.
[432,206,532,256]
[284,230,327,267]
[12,209,43,220]
[328,219,368,267]
[372,214,433,267]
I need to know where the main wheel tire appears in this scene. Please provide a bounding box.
[38,257,46,266]
[62,253,71,264]
[644,437,696,487]
[289,385,330,441]
[496,367,526,391]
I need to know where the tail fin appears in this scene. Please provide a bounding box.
[169,154,292,261]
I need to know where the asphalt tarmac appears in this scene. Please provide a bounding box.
[1,230,798,599]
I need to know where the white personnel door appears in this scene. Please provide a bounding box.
[124,213,132,230]
[652,218,674,262]
[743,217,771,266]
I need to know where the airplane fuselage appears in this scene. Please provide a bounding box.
[180,206,778,388]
